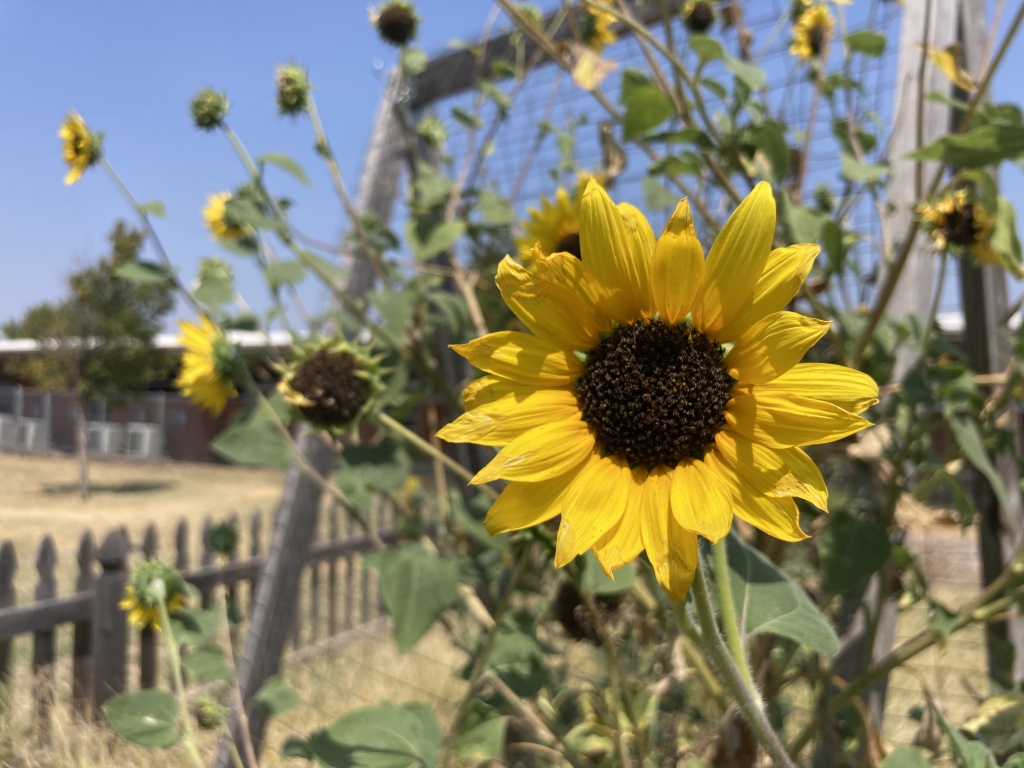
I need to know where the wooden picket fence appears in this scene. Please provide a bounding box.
[0,498,397,738]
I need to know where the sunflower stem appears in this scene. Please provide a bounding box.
[378,412,497,500]
[711,537,755,690]
[157,600,206,768]
[690,557,797,768]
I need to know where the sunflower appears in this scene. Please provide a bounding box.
[276,338,384,434]
[175,316,239,416]
[203,192,248,241]
[439,180,877,600]
[119,560,189,632]
[58,111,101,186]
[582,6,617,53]
[918,189,999,267]
[516,187,582,268]
[790,4,834,62]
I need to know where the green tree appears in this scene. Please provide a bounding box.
[3,221,174,499]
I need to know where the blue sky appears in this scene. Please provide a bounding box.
[0,0,504,331]
[1,1,1021,333]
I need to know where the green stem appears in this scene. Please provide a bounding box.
[439,543,533,766]
[915,248,949,364]
[689,559,797,768]
[157,600,205,768]
[98,157,204,316]
[711,537,754,689]
[378,412,497,500]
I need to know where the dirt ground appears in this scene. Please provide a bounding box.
[0,453,286,601]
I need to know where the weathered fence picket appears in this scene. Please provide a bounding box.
[0,500,392,740]
[32,537,57,740]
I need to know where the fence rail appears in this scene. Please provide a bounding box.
[0,498,393,737]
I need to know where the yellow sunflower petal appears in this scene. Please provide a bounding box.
[451,331,584,386]
[554,455,634,567]
[714,244,820,342]
[753,363,878,414]
[970,241,1002,267]
[438,387,581,445]
[592,501,644,575]
[471,418,595,484]
[483,474,577,533]
[725,311,831,384]
[495,256,602,349]
[714,430,828,511]
[726,388,872,448]
[652,198,705,324]
[641,467,698,600]
[704,450,808,542]
[579,179,646,323]
[693,181,776,337]
[616,202,656,316]
[670,459,733,543]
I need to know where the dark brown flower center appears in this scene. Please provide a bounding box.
[685,2,714,33]
[575,318,734,470]
[808,26,827,56]
[377,4,418,46]
[291,348,370,427]
[943,202,981,246]
[554,231,582,259]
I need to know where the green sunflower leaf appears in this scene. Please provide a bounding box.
[907,124,1024,168]
[102,689,179,749]
[406,216,466,261]
[845,30,886,57]
[477,189,516,226]
[255,675,300,716]
[453,717,507,762]
[818,512,890,594]
[115,260,174,286]
[620,69,674,141]
[943,409,1010,513]
[181,644,233,683]
[880,748,931,768]
[257,152,310,186]
[366,543,459,653]
[310,702,442,768]
[722,531,839,656]
[928,694,1000,768]
[210,393,292,468]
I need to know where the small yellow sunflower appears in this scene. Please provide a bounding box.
[119,560,189,632]
[58,111,100,186]
[790,4,834,62]
[203,192,248,241]
[516,187,583,267]
[439,180,877,600]
[582,6,617,53]
[918,189,999,267]
[175,316,239,416]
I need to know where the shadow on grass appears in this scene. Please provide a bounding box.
[41,480,177,495]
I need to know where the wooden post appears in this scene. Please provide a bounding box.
[72,532,95,719]
[139,525,159,690]
[32,537,57,741]
[91,529,129,720]
[345,507,356,630]
[214,429,335,767]
[0,541,16,713]
[175,519,190,571]
[956,0,1024,686]
[309,504,322,644]
[249,510,262,616]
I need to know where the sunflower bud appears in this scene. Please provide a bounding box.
[275,64,311,117]
[192,696,228,730]
[190,88,230,131]
[516,3,545,28]
[683,1,715,32]
[371,2,419,47]
[207,521,239,558]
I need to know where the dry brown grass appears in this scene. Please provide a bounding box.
[0,623,466,768]
[0,453,286,601]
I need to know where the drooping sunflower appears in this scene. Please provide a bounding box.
[277,338,384,435]
[516,187,582,268]
[917,189,999,267]
[175,316,239,416]
[58,111,101,186]
[439,180,877,600]
[582,6,617,53]
[790,4,834,62]
[119,560,189,632]
[203,192,249,241]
